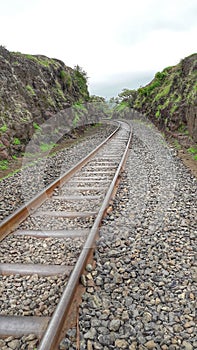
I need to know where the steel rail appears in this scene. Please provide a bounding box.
[0,123,119,240]
[38,121,132,350]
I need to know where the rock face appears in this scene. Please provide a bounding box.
[0,46,89,159]
[133,53,197,142]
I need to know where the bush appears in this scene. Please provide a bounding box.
[13,137,21,145]
[138,70,168,97]
[0,160,8,170]
[73,65,89,99]
[0,124,7,132]
[33,122,41,131]
[155,71,167,82]
[60,70,67,80]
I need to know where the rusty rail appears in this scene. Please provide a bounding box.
[38,120,132,350]
[0,120,132,349]
[0,123,119,240]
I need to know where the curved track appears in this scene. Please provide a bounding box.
[0,120,132,349]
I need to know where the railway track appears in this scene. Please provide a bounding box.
[0,120,132,350]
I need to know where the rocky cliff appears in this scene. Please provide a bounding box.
[0,46,89,159]
[135,54,197,143]
[115,54,197,146]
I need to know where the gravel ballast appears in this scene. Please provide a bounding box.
[0,274,67,317]
[0,119,196,349]
[0,124,116,222]
[61,120,196,349]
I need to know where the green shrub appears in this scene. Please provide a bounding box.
[155,110,160,118]
[12,155,18,160]
[0,160,8,170]
[188,146,197,161]
[13,137,21,145]
[155,105,163,118]
[65,74,72,89]
[73,101,87,111]
[138,70,168,97]
[163,66,173,73]
[154,83,171,101]
[73,65,89,99]
[178,124,188,133]
[0,124,7,132]
[60,70,67,80]
[138,80,161,97]
[187,146,197,155]
[116,101,129,111]
[33,122,41,131]
[155,71,167,82]
[170,105,178,114]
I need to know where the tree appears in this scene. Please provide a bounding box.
[74,65,88,80]
[118,88,137,106]
[89,95,106,103]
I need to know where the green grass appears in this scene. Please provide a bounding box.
[116,101,129,111]
[60,70,72,89]
[22,152,35,158]
[54,82,67,101]
[170,104,178,114]
[0,124,7,132]
[26,84,36,96]
[173,140,181,150]
[33,122,41,131]
[187,145,197,160]
[155,104,163,118]
[60,70,67,80]
[154,83,171,101]
[73,112,80,127]
[13,137,21,145]
[73,101,87,111]
[24,54,51,67]
[0,160,8,170]
[0,168,21,181]
[40,142,57,152]
[72,102,87,127]
[138,72,167,97]
[155,110,160,118]
[188,146,197,154]
[12,155,18,160]
[178,124,189,134]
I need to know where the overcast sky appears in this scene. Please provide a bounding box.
[0,0,196,98]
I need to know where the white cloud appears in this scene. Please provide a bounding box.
[0,0,196,97]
